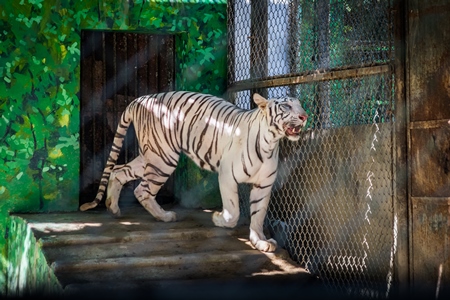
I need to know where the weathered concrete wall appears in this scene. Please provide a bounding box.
[408,0,450,297]
[6,216,62,297]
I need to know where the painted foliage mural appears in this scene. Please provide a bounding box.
[0,0,227,294]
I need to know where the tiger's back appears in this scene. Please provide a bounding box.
[129,91,247,172]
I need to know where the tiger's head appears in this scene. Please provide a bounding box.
[253,93,308,141]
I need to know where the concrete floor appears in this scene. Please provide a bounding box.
[15,204,334,299]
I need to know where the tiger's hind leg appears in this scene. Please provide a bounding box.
[134,158,178,222]
[106,155,146,217]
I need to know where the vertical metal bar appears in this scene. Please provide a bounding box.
[133,34,139,160]
[129,33,139,191]
[250,0,268,102]
[90,30,96,198]
[392,0,410,297]
[91,31,99,198]
[315,0,331,128]
[93,31,104,160]
[148,35,158,94]
[80,30,92,201]
[227,0,236,103]
[158,35,173,92]
[122,33,129,162]
[165,35,175,91]
[114,31,120,164]
[104,31,115,172]
[126,33,137,162]
[137,34,149,96]
[101,31,107,172]
[288,0,300,96]
[127,33,137,101]
[158,36,167,92]
[104,32,114,102]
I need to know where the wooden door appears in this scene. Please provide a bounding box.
[79,31,175,208]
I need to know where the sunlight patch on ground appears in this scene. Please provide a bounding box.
[119,221,141,226]
[234,237,309,277]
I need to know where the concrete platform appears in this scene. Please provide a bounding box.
[15,204,328,299]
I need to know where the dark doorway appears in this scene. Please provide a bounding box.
[79,30,175,208]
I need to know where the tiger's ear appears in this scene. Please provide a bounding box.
[253,93,268,111]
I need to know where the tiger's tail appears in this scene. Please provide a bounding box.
[79,107,132,211]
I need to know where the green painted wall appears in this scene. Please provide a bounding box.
[0,0,227,295]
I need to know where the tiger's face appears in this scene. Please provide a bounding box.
[254,94,308,141]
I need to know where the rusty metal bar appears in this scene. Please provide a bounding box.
[228,64,390,92]
[392,0,409,296]
[409,119,450,130]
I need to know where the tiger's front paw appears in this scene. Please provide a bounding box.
[159,211,177,222]
[253,238,277,252]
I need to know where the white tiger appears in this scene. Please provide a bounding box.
[80,91,308,252]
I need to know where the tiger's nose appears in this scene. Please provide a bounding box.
[299,114,308,122]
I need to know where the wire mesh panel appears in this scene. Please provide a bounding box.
[229,0,396,298]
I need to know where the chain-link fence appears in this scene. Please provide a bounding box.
[228,0,396,298]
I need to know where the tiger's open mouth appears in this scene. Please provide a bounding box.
[284,125,303,137]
